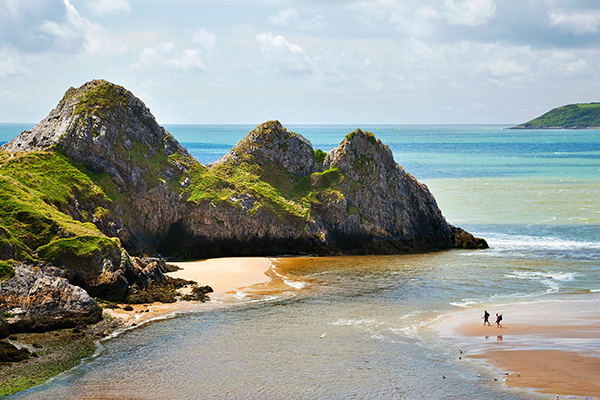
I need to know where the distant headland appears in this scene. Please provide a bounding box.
[512,102,600,129]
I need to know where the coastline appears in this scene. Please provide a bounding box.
[432,295,600,398]
[104,257,274,326]
[1,257,274,397]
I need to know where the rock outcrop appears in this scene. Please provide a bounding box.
[208,120,318,175]
[0,340,32,362]
[0,318,9,339]
[167,124,487,257]
[2,80,486,261]
[2,80,194,254]
[0,265,102,333]
[0,79,488,334]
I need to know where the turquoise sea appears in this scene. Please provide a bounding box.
[2,124,600,399]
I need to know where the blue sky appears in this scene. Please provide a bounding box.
[1,0,600,124]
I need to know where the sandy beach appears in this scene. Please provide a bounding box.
[104,257,273,326]
[432,297,600,398]
[168,257,273,293]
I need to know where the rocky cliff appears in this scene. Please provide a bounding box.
[169,121,485,257]
[2,80,194,254]
[0,80,486,333]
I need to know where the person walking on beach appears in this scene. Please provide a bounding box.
[495,313,503,328]
[483,310,490,326]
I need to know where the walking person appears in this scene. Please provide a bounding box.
[495,313,503,328]
[483,310,490,326]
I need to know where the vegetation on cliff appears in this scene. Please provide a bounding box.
[513,102,600,129]
[0,150,112,264]
[0,79,487,300]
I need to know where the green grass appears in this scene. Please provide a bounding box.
[0,151,113,263]
[346,204,359,215]
[345,129,378,145]
[37,236,120,265]
[72,82,130,120]
[185,153,351,225]
[0,259,15,280]
[314,149,327,163]
[518,103,600,128]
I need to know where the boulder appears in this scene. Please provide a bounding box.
[1,265,102,333]
[0,341,31,362]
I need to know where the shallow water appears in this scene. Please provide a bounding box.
[11,246,599,399]
[4,124,600,399]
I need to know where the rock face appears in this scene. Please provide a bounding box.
[0,265,102,333]
[166,124,487,257]
[319,129,453,252]
[208,120,318,176]
[0,318,8,339]
[0,80,488,327]
[2,80,194,254]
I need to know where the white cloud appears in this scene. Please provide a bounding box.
[488,59,528,77]
[269,9,328,30]
[539,51,592,79]
[548,12,600,35]
[0,0,128,55]
[0,90,29,105]
[89,0,131,16]
[130,42,206,71]
[443,0,496,26]
[0,50,29,77]
[353,0,405,29]
[255,32,313,77]
[192,29,217,52]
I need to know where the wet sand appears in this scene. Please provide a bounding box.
[433,297,600,398]
[105,257,273,326]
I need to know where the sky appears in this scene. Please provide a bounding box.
[1,0,600,125]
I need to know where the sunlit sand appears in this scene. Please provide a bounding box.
[168,257,273,293]
[104,257,273,327]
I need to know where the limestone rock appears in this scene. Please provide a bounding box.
[1,79,486,263]
[208,120,317,176]
[165,125,487,257]
[1,80,195,254]
[1,265,102,333]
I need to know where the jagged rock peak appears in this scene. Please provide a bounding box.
[324,128,399,185]
[1,79,193,192]
[208,120,317,176]
[1,79,191,162]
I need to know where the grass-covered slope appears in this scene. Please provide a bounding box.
[185,153,354,225]
[514,103,600,129]
[0,150,119,276]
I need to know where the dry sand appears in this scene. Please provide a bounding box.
[104,257,273,327]
[168,257,272,293]
[433,297,600,398]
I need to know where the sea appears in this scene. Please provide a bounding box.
[1,124,599,399]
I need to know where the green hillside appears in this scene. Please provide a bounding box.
[514,103,600,129]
